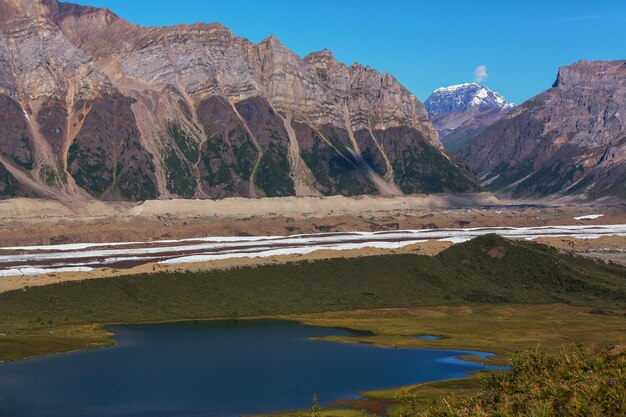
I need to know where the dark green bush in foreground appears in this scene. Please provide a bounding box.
[401,344,626,417]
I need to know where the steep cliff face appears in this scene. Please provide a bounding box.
[459,60,626,199]
[425,83,514,152]
[0,0,159,199]
[0,0,479,200]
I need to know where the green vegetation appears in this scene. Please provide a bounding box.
[1,235,625,362]
[294,304,626,361]
[323,128,351,153]
[361,146,387,179]
[163,145,197,198]
[274,343,626,417]
[0,325,113,362]
[297,126,384,196]
[162,122,200,197]
[385,378,487,417]
[68,132,159,201]
[256,140,295,196]
[201,134,237,192]
[277,304,626,416]
[38,163,62,187]
[485,161,533,193]
[391,135,480,194]
[11,132,34,170]
[300,137,373,196]
[396,345,626,416]
[1,235,625,415]
[0,162,23,197]
[229,128,257,181]
[115,158,158,201]
[167,122,199,162]
[67,143,112,197]
[199,128,258,195]
[487,157,587,198]
[567,173,597,195]
[514,156,584,196]
[114,132,159,201]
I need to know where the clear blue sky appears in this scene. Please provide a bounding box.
[68,0,626,104]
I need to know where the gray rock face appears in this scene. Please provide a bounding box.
[0,0,155,199]
[459,60,626,199]
[0,0,480,200]
[425,83,514,152]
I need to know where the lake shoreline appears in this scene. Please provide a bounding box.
[0,315,505,417]
[1,234,624,414]
[0,318,506,417]
[0,315,502,366]
[2,304,625,416]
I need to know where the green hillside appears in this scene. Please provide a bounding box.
[1,234,624,334]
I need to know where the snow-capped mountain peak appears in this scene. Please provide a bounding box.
[424,83,516,152]
[425,83,514,114]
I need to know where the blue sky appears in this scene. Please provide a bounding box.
[69,0,626,104]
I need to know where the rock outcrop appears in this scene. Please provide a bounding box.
[425,83,514,152]
[458,60,626,199]
[0,0,479,200]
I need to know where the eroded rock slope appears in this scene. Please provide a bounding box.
[459,60,626,199]
[0,0,479,200]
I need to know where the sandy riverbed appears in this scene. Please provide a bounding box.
[0,195,624,247]
[0,233,625,294]
[0,195,624,293]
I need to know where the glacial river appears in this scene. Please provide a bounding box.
[1,224,625,276]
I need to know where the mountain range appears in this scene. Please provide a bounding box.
[424,83,514,152]
[458,60,626,199]
[0,0,479,201]
[0,0,624,202]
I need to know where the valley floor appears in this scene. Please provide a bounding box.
[0,195,624,247]
[0,195,625,292]
[0,232,625,415]
[284,304,626,416]
[1,197,625,415]
[1,226,626,293]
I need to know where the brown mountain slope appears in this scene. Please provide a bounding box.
[459,60,626,199]
[0,0,479,201]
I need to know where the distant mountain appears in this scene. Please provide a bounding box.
[458,60,626,199]
[425,83,514,152]
[0,0,479,202]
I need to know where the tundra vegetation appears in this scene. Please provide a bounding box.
[0,235,625,415]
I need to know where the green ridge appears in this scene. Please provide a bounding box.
[1,235,624,334]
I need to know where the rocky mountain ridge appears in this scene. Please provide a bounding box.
[458,60,626,199]
[425,83,514,152]
[425,83,514,113]
[0,0,479,201]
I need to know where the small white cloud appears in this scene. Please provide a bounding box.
[474,65,488,84]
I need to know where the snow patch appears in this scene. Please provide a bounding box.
[574,214,604,220]
[3,225,626,276]
[426,83,514,114]
[433,83,475,93]
[160,240,428,265]
[0,266,93,277]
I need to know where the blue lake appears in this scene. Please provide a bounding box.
[0,319,501,416]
